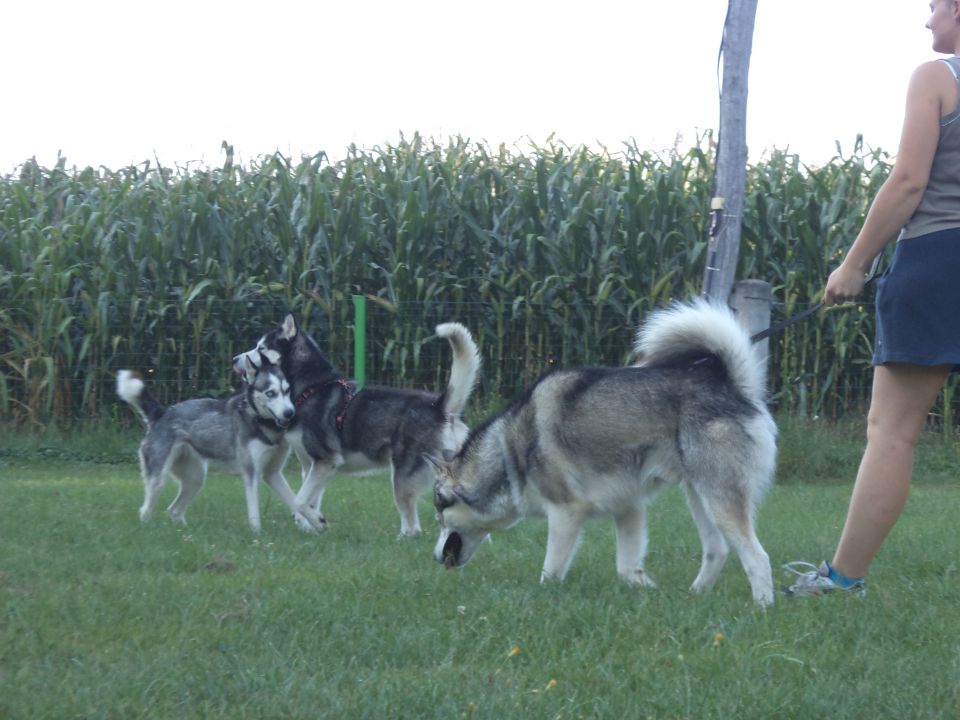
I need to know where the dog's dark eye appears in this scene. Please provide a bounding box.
[434,488,456,512]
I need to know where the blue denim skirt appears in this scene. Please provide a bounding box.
[873,226,960,368]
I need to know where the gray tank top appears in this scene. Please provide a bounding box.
[901,56,960,239]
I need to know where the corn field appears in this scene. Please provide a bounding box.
[2,134,952,431]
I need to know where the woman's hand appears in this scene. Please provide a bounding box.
[823,262,867,305]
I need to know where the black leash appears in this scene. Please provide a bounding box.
[750,255,883,344]
[750,302,824,343]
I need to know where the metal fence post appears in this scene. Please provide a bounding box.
[353,295,366,389]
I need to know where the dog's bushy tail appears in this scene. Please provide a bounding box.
[116,370,166,426]
[436,322,481,416]
[634,299,766,403]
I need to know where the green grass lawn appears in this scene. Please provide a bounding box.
[1,425,959,719]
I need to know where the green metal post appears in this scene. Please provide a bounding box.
[353,295,366,390]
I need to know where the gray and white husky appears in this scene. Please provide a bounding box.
[431,300,777,606]
[234,315,480,536]
[117,357,322,534]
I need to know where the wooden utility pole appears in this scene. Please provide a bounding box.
[701,0,758,303]
[701,0,771,356]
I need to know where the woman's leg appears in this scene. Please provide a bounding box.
[831,362,952,579]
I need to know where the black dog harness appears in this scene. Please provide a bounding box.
[295,378,355,432]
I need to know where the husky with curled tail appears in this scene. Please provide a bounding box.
[432,300,777,605]
[235,315,481,536]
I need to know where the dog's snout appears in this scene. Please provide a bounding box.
[441,531,463,568]
[283,408,294,420]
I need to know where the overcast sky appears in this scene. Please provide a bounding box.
[2,1,941,173]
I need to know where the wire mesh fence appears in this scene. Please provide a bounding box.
[1,294,887,430]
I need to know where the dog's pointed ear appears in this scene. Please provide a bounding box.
[280,313,299,341]
[423,453,449,473]
[241,355,258,384]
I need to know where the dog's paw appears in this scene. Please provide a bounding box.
[752,584,775,608]
[293,513,314,533]
[295,510,328,533]
[621,568,657,588]
[539,570,566,584]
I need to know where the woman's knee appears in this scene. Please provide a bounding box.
[866,364,950,444]
[865,411,922,450]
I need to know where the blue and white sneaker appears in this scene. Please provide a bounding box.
[782,561,865,597]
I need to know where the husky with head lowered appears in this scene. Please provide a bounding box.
[432,300,777,606]
[234,315,480,536]
[117,356,321,534]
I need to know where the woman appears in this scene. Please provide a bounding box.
[786,0,960,595]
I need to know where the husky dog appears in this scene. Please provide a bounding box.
[117,357,322,534]
[432,300,777,606]
[234,314,481,536]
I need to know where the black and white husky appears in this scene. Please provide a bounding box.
[117,357,323,533]
[234,314,480,536]
[431,300,777,606]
